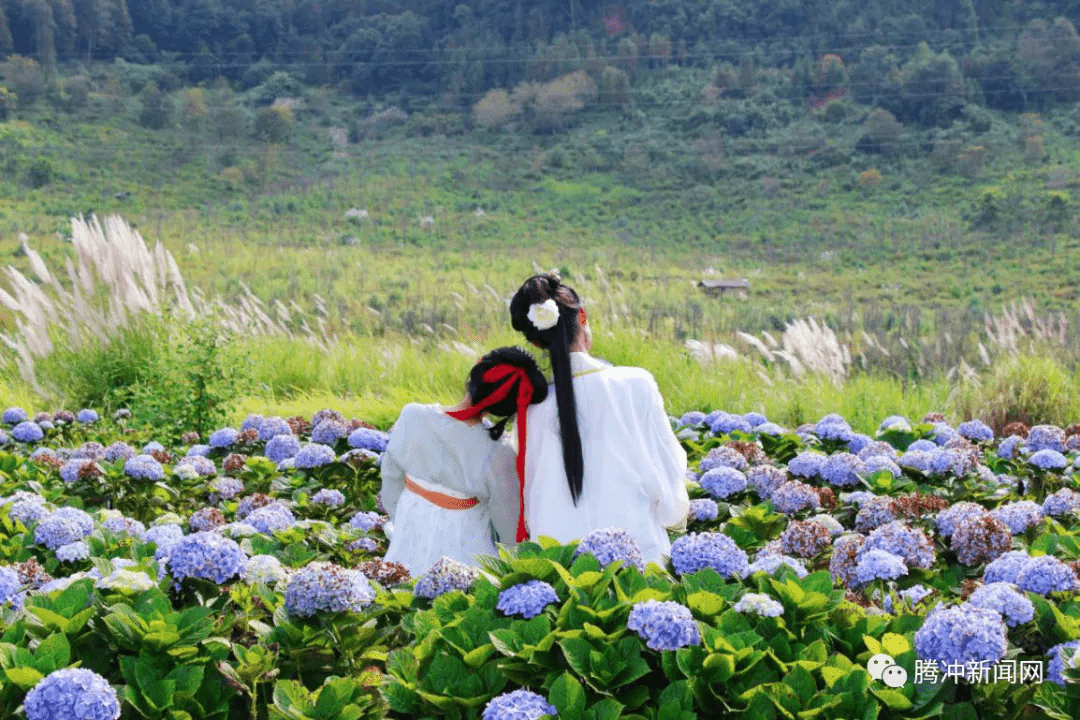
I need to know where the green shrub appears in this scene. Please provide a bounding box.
[26,158,54,188]
[950,354,1078,432]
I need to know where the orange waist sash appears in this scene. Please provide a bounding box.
[404,475,480,510]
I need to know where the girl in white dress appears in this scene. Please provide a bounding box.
[379,347,547,574]
[509,274,690,565]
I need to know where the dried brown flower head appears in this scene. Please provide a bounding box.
[922,412,947,423]
[815,486,837,510]
[151,449,175,465]
[181,431,201,445]
[1002,422,1030,438]
[890,493,949,520]
[15,558,52,589]
[53,410,75,425]
[77,461,104,481]
[358,559,410,587]
[286,416,311,437]
[724,440,767,465]
[237,428,259,445]
[223,453,248,473]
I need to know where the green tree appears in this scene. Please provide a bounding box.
[896,42,965,126]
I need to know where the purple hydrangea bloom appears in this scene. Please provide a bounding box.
[746,465,787,499]
[968,582,1035,627]
[743,412,768,427]
[908,439,939,453]
[12,421,44,443]
[312,420,349,445]
[2,407,27,425]
[861,455,902,479]
[983,551,1033,585]
[709,412,752,436]
[312,488,346,507]
[240,414,263,431]
[627,599,701,651]
[59,459,99,484]
[957,420,994,443]
[76,408,99,424]
[936,502,986,538]
[72,442,106,460]
[699,467,747,499]
[929,449,974,478]
[34,507,94,549]
[855,496,897,533]
[144,524,184,553]
[952,514,1011,566]
[245,503,296,534]
[1043,489,1080,517]
[101,515,146,539]
[699,446,748,472]
[858,441,899,461]
[211,477,244,500]
[1028,449,1068,470]
[747,554,808,578]
[821,452,865,487]
[413,556,479,599]
[734,592,784,617]
[855,549,908,584]
[847,433,873,454]
[312,409,345,427]
[914,603,1008,672]
[124,454,164,482]
[996,435,1024,460]
[348,537,378,553]
[497,580,560,619]
[167,532,246,585]
[1015,555,1080,595]
[189,507,226,533]
[208,428,238,449]
[670,532,748,578]
[142,441,164,454]
[688,498,719,523]
[4,493,48,525]
[482,689,556,720]
[829,534,866,587]
[284,561,376,616]
[243,555,287,585]
[24,668,120,720]
[787,452,825,479]
[0,566,23,609]
[573,527,645,571]
[1026,425,1066,454]
[55,541,91,563]
[103,442,136,463]
[770,481,821,514]
[814,414,854,442]
[349,511,381,532]
[989,501,1043,534]
[1048,641,1080,687]
[294,443,337,469]
[755,422,785,436]
[186,444,211,457]
[932,424,959,446]
[347,427,390,452]
[265,434,301,463]
[257,416,292,441]
[877,415,911,434]
[884,584,933,613]
[862,522,935,569]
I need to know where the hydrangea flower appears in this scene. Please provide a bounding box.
[208,428,238,448]
[877,415,911,434]
[957,420,993,443]
[1047,640,1080,687]
[243,555,288,585]
[779,520,832,558]
[58,458,100,485]
[294,443,337,469]
[211,476,244,500]
[174,463,199,482]
[814,414,854,442]
[952,514,1011,566]
[497,580,560,619]
[0,565,23,609]
[821,453,865,487]
[236,493,274,520]
[34,507,94,550]
[747,554,808,578]
[76,409,99,424]
[828,534,865,588]
[312,409,345,427]
[983,551,1032,584]
[349,511,381,532]
[167,532,246,586]
[928,449,975,478]
[5,492,49,526]
[932,423,959,446]
[1028,449,1068,470]
[670,532,748,578]
[914,603,1008,673]
[265,434,301,463]
[1043,489,1080,517]
[855,496,897,533]
[144,524,184,554]
[862,521,935,569]
[709,412,752,436]
[55,541,91,563]
[189,507,226,532]
[968,582,1035,627]
[627,600,701,651]
[142,441,165,455]
[257,416,292,440]
[936,502,987,538]
[347,427,390,452]
[989,501,1043,534]
[699,467,747,499]
[124,455,165,482]
[12,421,44,443]
[1015,555,1080,595]
[746,465,787,499]
[312,420,349,445]
[855,549,908,584]
[348,537,378,553]
[185,456,216,477]
[1025,425,1066,454]
[734,592,785,617]
[245,503,296,534]
[96,568,156,593]
[312,488,346,507]
[755,422,785,436]
[413,556,479,599]
[2,407,28,425]
[884,584,933,613]
[24,668,120,720]
[573,528,645,572]
[482,689,556,720]
[743,411,768,427]
[898,450,934,474]
[809,513,844,536]
[72,442,106,460]
[847,433,873,454]
[770,481,821,514]
[186,444,211,457]
[858,441,899,461]
[996,435,1024,460]
[861,455,901,479]
[699,446,748,472]
[688,498,719,523]
[101,515,146,539]
[787,452,825,479]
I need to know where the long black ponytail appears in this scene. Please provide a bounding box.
[509,274,585,504]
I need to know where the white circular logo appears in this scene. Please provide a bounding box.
[882,665,908,688]
[867,653,895,681]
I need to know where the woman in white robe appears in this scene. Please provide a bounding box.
[509,274,690,565]
[379,347,548,574]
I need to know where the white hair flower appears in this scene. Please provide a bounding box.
[527,299,560,331]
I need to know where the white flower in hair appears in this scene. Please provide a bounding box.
[527,299,560,331]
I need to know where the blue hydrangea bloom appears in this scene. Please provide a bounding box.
[413,556,479,599]
[814,414,854,442]
[208,428,238,448]
[1028,449,1068,470]
[861,455,902,479]
[99,442,134,464]
[747,554,808,578]
[265,434,301,463]
[294,443,337,469]
[989,501,1043,534]
[877,415,911,434]
[348,537,378,553]
[821,452,865,487]
[908,439,939,453]
[257,416,292,441]
[497,580,560,619]
[884,584,933,613]
[243,555,287,585]
[347,427,390,452]
[932,424,959,446]
[188,507,226,532]
[855,496,896,533]
[349,511,381,532]
[746,465,787,500]
[186,444,211,457]
[968,582,1035,627]
[770,481,821,515]
[855,549,908,584]
[0,565,23,609]
[627,600,701,651]
[58,459,97,484]
[124,454,164,482]
[144,524,184,554]
[35,507,94,550]
[847,433,873,454]
[699,467,747,499]
[55,541,91,562]
[996,435,1024,460]
[677,410,706,427]
[167,532,246,585]
[76,408,99,424]
[12,421,44,443]
[1015,555,1080,595]
[285,561,375,616]
[983,551,1033,584]
[957,420,994,443]
[240,413,263,431]
[24,667,120,720]
[2,407,28,425]
[4,492,48,526]
[733,592,785,617]
[245,503,296,534]
[862,521,935,569]
[699,446,748,472]
[709,412,752,436]
[929,449,974,478]
[573,527,645,571]
[101,515,146,539]
[1048,640,1080,687]
[1026,425,1066,454]
[858,441,899,461]
[755,422,785,436]
[897,449,934,474]
[312,420,348,445]
[211,477,244,500]
[670,532,748,578]
[312,488,346,507]
[743,412,768,427]
[787,451,826,479]
[936,502,987,538]
[914,603,1008,672]
[688,498,719,523]
[1043,489,1080,517]
[951,514,1011,566]
[142,441,165,454]
[482,689,556,720]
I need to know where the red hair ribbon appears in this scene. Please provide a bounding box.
[445,364,534,542]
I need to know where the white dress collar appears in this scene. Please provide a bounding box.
[569,352,610,377]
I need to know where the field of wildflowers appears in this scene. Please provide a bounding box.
[1,403,1080,719]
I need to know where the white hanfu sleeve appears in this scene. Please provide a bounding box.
[379,407,411,522]
[642,376,690,531]
[484,439,521,547]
